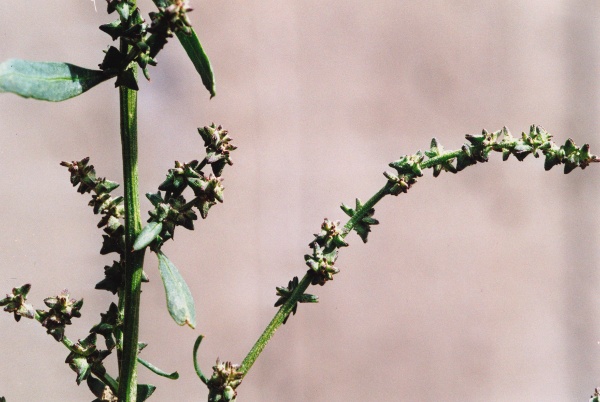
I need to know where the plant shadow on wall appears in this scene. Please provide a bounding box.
[1,1,600,402]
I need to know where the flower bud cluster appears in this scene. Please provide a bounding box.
[206,359,243,402]
[149,0,193,37]
[385,152,424,195]
[385,125,599,197]
[198,124,237,177]
[61,158,127,297]
[65,333,110,385]
[135,125,234,251]
[99,0,195,85]
[0,284,35,322]
[61,158,125,247]
[36,290,83,341]
[305,219,348,286]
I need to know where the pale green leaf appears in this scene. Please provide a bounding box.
[0,59,111,102]
[133,221,163,251]
[156,251,196,328]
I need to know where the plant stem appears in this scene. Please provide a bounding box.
[117,24,145,401]
[342,183,392,236]
[239,183,393,376]
[239,274,312,375]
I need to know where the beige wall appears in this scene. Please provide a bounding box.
[1,1,600,401]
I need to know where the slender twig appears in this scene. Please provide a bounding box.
[31,311,119,394]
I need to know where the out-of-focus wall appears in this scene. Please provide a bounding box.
[1,1,600,401]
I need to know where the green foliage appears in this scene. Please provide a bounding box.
[176,29,216,97]
[156,251,196,329]
[0,60,110,101]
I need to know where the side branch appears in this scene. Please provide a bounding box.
[236,125,599,385]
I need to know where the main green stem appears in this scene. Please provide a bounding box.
[239,183,392,375]
[117,39,145,402]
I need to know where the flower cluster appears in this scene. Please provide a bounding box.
[36,290,84,341]
[61,158,132,295]
[149,0,193,37]
[384,152,424,195]
[61,158,125,247]
[134,124,234,251]
[198,124,237,177]
[0,284,35,322]
[99,0,195,85]
[385,125,599,196]
[206,359,244,402]
[305,219,348,286]
[65,333,111,385]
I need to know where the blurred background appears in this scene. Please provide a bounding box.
[1,1,600,401]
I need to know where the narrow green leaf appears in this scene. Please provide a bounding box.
[148,0,214,96]
[156,251,196,328]
[176,29,216,98]
[137,356,180,379]
[136,384,156,402]
[0,59,111,102]
[133,221,163,251]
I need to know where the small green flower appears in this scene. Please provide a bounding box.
[0,284,35,322]
[65,333,110,385]
[37,290,83,341]
[311,218,348,251]
[305,243,340,286]
[198,124,237,177]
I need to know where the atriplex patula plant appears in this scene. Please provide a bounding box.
[1,2,599,402]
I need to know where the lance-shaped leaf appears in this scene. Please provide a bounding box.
[150,0,215,97]
[176,29,215,98]
[0,59,111,102]
[156,251,196,328]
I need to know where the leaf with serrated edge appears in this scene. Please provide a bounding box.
[156,251,196,328]
[0,59,110,102]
